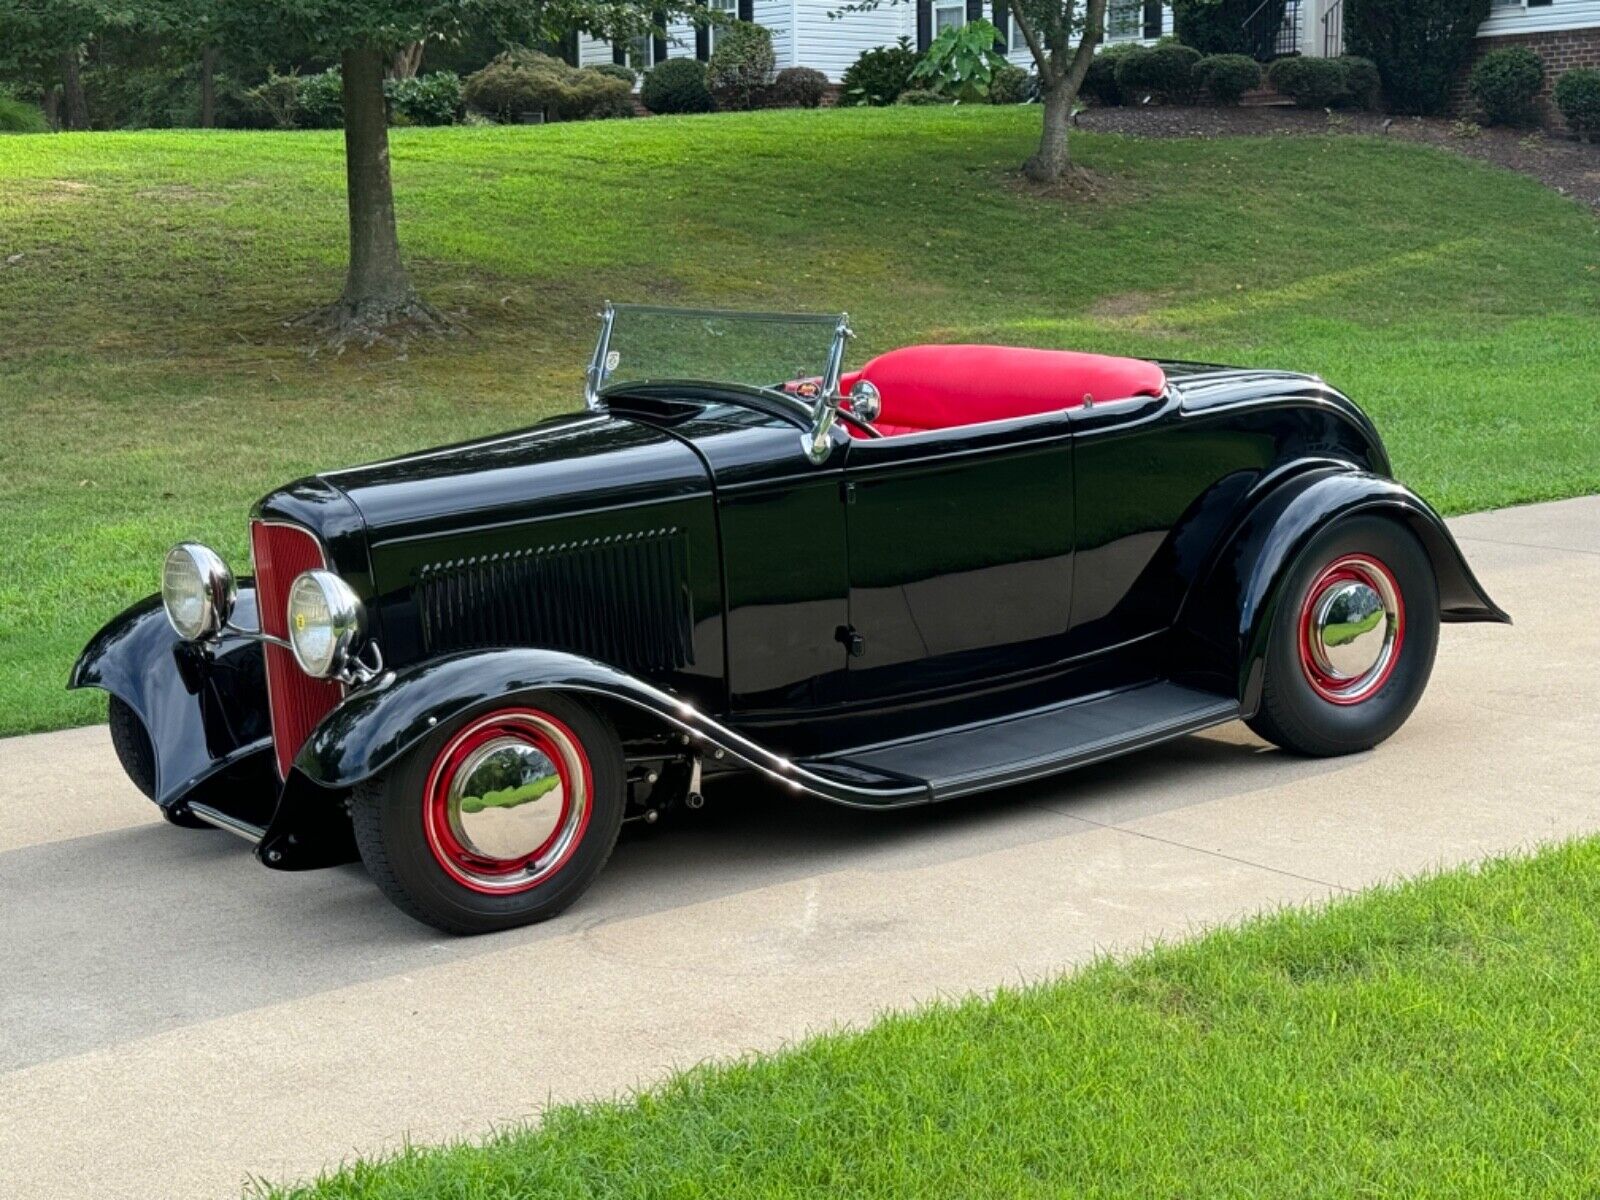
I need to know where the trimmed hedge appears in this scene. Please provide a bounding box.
[1337,55,1382,109]
[1345,0,1492,115]
[988,63,1031,104]
[1469,46,1545,125]
[1195,53,1261,105]
[895,87,949,106]
[770,66,828,108]
[1268,55,1346,108]
[1082,42,1142,106]
[464,52,633,122]
[641,57,715,114]
[1115,42,1202,104]
[386,72,463,126]
[1555,68,1600,139]
[841,38,922,106]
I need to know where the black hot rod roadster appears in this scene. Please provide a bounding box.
[73,305,1508,933]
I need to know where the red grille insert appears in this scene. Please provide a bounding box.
[251,520,344,778]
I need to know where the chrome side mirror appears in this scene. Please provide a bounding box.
[848,379,881,422]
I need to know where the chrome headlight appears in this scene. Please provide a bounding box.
[286,569,365,679]
[161,543,235,641]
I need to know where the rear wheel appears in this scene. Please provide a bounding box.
[350,695,625,935]
[1248,515,1439,757]
[107,696,210,828]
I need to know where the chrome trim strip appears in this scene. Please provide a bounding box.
[186,802,267,843]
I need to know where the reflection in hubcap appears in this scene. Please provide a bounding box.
[1298,555,1404,705]
[450,737,567,862]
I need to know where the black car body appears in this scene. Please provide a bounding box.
[73,306,1507,932]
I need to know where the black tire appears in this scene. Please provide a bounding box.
[1247,515,1439,758]
[108,696,211,828]
[350,694,625,935]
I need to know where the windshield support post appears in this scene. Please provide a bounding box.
[585,302,617,411]
[805,313,852,465]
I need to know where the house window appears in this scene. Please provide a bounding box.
[1010,18,1028,53]
[935,0,966,35]
[708,0,737,52]
[627,33,653,71]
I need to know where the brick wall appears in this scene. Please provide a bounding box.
[1453,25,1600,128]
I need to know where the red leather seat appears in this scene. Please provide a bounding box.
[841,344,1165,438]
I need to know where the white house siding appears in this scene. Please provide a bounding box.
[755,0,798,70]
[789,0,907,80]
[1480,0,1600,37]
[1003,1,1173,69]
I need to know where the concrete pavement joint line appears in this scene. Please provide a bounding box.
[1035,801,1355,895]
[1453,533,1600,558]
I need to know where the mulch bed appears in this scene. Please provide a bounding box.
[1077,105,1600,212]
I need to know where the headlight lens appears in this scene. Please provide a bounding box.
[286,569,364,679]
[161,543,234,641]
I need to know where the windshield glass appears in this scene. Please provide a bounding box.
[592,305,846,397]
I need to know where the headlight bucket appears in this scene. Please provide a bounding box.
[286,569,365,679]
[161,543,236,641]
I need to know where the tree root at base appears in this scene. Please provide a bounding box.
[289,292,458,353]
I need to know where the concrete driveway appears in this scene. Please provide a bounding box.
[2,496,1597,1199]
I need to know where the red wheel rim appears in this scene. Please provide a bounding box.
[422,708,593,895]
[1297,554,1405,706]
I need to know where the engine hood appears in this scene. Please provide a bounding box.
[316,411,711,547]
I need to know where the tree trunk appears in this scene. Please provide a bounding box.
[59,49,89,131]
[1024,84,1073,182]
[297,43,444,345]
[390,42,425,79]
[43,87,61,131]
[200,45,218,128]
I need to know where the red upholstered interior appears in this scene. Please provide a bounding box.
[840,344,1165,438]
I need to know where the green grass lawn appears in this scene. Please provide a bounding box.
[263,836,1600,1198]
[2,108,1598,736]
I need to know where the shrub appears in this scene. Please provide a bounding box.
[895,88,949,106]
[1345,0,1492,115]
[988,63,1031,104]
[1336,55,1382,109]
[1082,42,1141,107]
[910,18,1009,102]
[1195,53,1261,105]
[246,71,303,129]
[385,71,462,125]
[841,38,922,106]
[1468,46,1544,125]
[1554,67,1600,139]
[465,51,632,121]
[1115,42,1202,104]
[1173,0,1287,57]
[641,57,715,114]
[1267,55,1346,108]
[297,68,345,128]
[591,63,637,86]
[0,95,47,133]
[770,66,828,108]
[707,21,775,109]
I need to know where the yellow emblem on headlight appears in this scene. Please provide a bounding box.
[294,613,305,631]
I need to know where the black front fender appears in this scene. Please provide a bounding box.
[70,587,275,810]
[1178,467,1510,716]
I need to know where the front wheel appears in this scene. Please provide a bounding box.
[1248,515,1440,758]
[107,695,211,828]
[351,696,625,935]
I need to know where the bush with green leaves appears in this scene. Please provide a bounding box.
[707,21,775,110]
[769,66,828,108]
[246,71,304,129]
[1267,55,1345,108]
[841,38,922,106]
[1081,42,1140,106]
[1195,53,1260,105]
[297,68,346,128]
[385,71,462,126]
[895,87,949,106]
[591,63,637,86]
[1345,0,1492,115]
[1337,55,1382,109]
[987,63,1032,104]
[1554,67,1600,139]
[641,57,715,114]
[464,51,631,122]
[1115,42,1202,104]
[1468,46,1544,125]
[1173,0,1287,57]
[0,95,48,133]
[909,18,1009,102]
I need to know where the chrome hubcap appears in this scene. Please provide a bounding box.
[1298,555,1404,705]
[449,737,569,863]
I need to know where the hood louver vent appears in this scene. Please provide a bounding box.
[415,528,694,672]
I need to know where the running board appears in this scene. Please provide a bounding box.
[185,802,267,843]
[806,682,1240,801]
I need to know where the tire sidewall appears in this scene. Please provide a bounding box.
[371,694,624,933]
[1261,516,1440,755]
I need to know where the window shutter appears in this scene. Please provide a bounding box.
[966,0,983,22]
[1142,0,1162,39]
[992,0,1009,51]
[917,0,932,50]
[696,23,710,59]
[612,40,626,66]
[738,0,753,20]
[653,8,668,64]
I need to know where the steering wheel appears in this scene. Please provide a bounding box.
[837,406,883,439]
